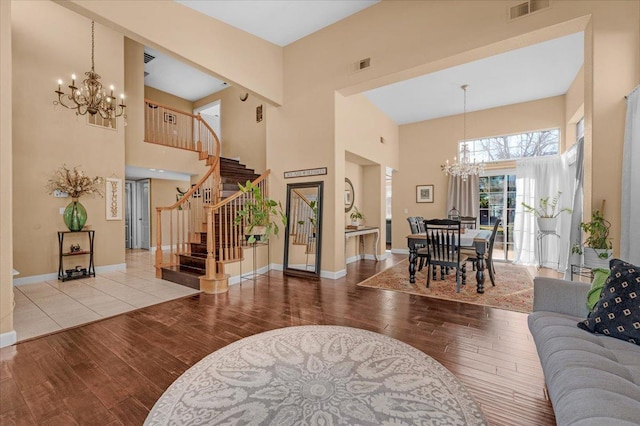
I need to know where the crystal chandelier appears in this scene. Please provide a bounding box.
[54,21,126,120]
[441,85,484,181]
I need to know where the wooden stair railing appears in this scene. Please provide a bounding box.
[148,99,222,280]
[201,171,270,290]
[290,189,315,246]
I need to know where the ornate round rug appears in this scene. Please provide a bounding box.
[145,325,488,425]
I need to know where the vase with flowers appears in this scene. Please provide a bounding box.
[46,165,104,231]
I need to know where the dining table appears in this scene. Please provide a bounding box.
[406,228,491,293]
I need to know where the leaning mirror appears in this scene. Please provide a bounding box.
[345,178,354,213]
[284,181,323,278]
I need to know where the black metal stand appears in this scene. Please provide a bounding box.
[58,230,95,281]
[536,230,560,269]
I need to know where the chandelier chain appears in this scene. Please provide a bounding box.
[91,21,95,72]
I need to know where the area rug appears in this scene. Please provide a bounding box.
[358,259,534,313]
[145,325,488,425]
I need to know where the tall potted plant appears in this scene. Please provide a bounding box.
[521,191,571,232]
[234,180,287,244]
[574,209,612,269]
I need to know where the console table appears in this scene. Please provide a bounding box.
[345,227,379,267]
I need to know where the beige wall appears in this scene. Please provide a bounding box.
[195,86,267,173]
[12,1,125,278]
[392,96,566,249]
[57,0,283,105]
[565,66,585,148]
[1,0,13,337]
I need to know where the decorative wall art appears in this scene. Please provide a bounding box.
[106,177,123,220]
[416,184,434,203]
[164,112,177,124]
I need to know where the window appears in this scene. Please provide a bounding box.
[576,118,584,141]
[463,129,559,163]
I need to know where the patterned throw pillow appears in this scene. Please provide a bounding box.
[578,259,640,345]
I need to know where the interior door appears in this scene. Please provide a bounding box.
[138,179,150,250]
[125,181,133,248]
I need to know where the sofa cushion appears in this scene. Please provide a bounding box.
[578,259,640,345]
[587,267,610,310]
[528,311,640,425]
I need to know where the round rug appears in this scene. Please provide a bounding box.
[145,325,488,425]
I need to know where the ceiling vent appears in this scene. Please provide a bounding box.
[352,57,372,73]
[143,52,156,64]
[144,71,149,77]
[508,0,549,21]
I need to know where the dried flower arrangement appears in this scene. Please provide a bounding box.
[46,164,104,199]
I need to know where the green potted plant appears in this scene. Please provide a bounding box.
[521,191,571,232]
[297,200,318,236]
[350,206,364,227]
[234,180,287,244]
[573,209,612,268]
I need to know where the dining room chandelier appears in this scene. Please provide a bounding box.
[54,21,126,120]
[441,84,484,181]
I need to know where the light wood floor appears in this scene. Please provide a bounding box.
[0,253,556,425]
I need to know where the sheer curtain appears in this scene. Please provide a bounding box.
[446,174,479,217]
[513,155,573,269]
[621,85,640,264]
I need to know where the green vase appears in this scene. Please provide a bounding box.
[63,199,87,231]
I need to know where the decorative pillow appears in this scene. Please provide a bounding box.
[587,268,611,311]
[578,259,640,345]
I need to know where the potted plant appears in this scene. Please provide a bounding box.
[573,209,612,268]
[521,191,571,232]
[234,180,287,244]
[297,200,318,236]
[350,206,364,227]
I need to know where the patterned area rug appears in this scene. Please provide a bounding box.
[146,325,488,425]
[358,259,534,313]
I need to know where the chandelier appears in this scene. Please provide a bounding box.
[441,85,484,181]
[54,21,126,120]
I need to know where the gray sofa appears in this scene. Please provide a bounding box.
[528,277,640,426]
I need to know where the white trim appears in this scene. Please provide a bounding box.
[12,263,126,286]
[391,248,409,255]
[269,263,283,271]
[0,330,17,348]
[149,245,176,253]
[321,269,346,279]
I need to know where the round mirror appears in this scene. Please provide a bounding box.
[345,178,354,213]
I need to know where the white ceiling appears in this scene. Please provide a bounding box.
[144,47,228,102]
[176,0,380,46]
[364,32,584,125]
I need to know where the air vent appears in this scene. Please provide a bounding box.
[143,52,155,63]
[508,0,549,21]
[359,57,371,70]
[144,71,149,77]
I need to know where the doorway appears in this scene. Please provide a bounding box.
[125,179,150,249]
[194,100,221,141]
[479,173,516,261]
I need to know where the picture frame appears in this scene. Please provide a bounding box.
[416,184,434,203]
[164,112,177,124]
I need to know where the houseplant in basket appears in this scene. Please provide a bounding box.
[46,164,104,231]
[573,209,612,269]
[521,191,572,232]
[234,180,287,244]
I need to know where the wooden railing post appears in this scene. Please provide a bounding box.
[155,208,163,278]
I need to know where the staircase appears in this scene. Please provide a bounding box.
[160,158,260,289]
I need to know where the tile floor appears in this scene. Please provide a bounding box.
[13,249,199,342]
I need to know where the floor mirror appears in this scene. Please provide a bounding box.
[283,181,323,278]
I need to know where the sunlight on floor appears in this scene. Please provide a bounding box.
[12,250,199,342]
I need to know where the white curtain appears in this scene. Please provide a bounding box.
[621,85,640,264]
[513,155,573,269]
[446,174,479,218]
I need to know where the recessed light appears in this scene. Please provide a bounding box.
[158,170,165,173]
[149,168,156,171]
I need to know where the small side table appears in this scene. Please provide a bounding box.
[571,264,594,282]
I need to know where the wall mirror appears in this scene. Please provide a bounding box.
[284,181,323,279]
[345,178,354,213]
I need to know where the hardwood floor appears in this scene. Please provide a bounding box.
[0,254,555,425]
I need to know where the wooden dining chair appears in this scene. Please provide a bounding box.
[460,216,477,229]
[424,219,468,293]
[464,218,502,286]
[407,217,429,271]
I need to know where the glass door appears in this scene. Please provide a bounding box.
[479,174,516,261]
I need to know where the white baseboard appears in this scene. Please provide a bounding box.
[12,263,126,286]
[0,330,17,348]
[270,263,283,271]
[321,269,346,279]
[149,245,175,253]
[391,248,409,255]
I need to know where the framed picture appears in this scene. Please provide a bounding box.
[416,184,434,203]
[164,112,177,124]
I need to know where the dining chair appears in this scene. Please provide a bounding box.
[464,218,502,286]
[407,217,429,271]
[460,216,477,229]
[423,219,468,293]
